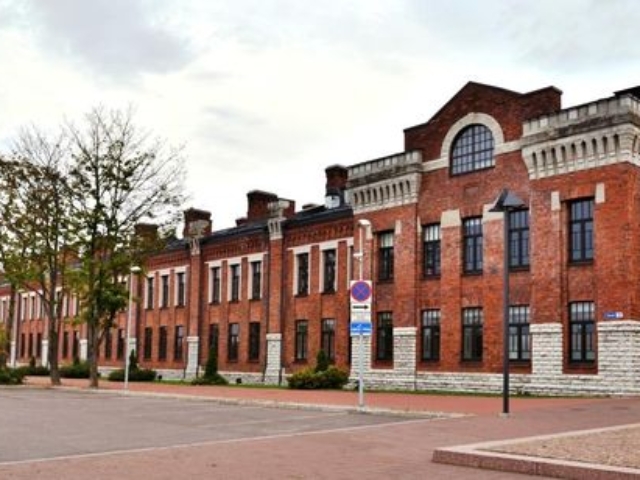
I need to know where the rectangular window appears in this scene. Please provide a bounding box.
[570,199,594,263]
[463,218,483,274]
[158,326,168,361]
[248,321,260,361]
[211,267,221,303]
[209,323,219,356]
[161,274,169,308]
[462,308,483,361]
[295,320,308,361]
[104,328,113,360]
[72,331,79,360]
[28,333,33,358]
[174,325,184,361]
[176,271,186,307]
[421,310,441,361]
[62,332,68,358]
[230,264,240,302]
[36,333,42,358]
[143,327,152,360]
[228,323,239,361]
[146,277,154,309]
[296,253,309,295]
[423,224,441,277]
[378,232,394,281]
[322,249,337,293]
[321,318,336,362]
[20,333,25,358]
[570,301,595,362]
[251,261,262,300]
[116,328,124,360]
[376,311,393,361]
[509,210,530,269]
[509,305,531,362]
[509,305,531,361]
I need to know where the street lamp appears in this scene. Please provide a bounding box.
[356,218,371,409]
[489,189,526,416]
[124,265,141,392]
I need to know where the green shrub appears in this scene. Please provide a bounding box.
[108,367,157,382]
[191,373,228,386]
[287,366,349,390]
[0,368,24,385]
[191,347,228,386]
[315,350,330,373]
[204,348,219,378]
[15,364,50,377]
[60,361,91,379]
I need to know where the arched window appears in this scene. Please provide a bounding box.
[450,124,495,175]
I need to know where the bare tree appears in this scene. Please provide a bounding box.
[0,129,76,385]
[67,107,185,387]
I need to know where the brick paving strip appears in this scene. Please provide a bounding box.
[433,423,640,479]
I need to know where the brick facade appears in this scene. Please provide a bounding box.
[4,81,640,395]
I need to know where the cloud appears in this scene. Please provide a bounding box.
[21,0,193,80]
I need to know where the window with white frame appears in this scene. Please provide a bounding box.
[161,274,170,308]
[229,264,240,302]
[250,261,262,300]
[210,266,221,303]
[322,249,337,293]
[296,253,309,296]
[176,271,186,307]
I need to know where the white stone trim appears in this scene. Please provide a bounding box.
[247,255,265,300]
[482,203,502,223]
[595,182,606,204]
[227,260,242,302]
[441,209,461,228]
[551,191,561,211]
[174,268,188,307]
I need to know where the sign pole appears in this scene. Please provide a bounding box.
[355,220,370,410]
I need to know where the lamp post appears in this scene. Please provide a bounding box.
[356,218,371,410]
[489,189,525,416]
[124,265,141,392]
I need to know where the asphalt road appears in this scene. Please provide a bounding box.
[0,388,535,479]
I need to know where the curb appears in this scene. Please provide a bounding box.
[22,383,465,419]
[433,425,640,479]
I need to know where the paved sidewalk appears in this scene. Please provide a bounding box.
[23,377,640,478]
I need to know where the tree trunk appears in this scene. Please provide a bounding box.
[87,322,99,388]
[48,329,61,386]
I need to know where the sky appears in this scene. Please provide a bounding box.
[1,0,639,230]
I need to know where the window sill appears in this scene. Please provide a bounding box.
[250,297,261,302]
[321,290,336,296]
[568,260,594,267]
[422,274,441,281]
[509,266,530,273]
[229,299,240,304]
[376,279,394,285]
[295,293,309,298]
[209,301,221,306]
[462,271,483,277]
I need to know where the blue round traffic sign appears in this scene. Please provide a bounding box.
[351,281,372,302]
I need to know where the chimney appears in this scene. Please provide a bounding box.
[183,208,212,239]
[324,164,348,208]
[135,223,159,242]
[247,190,278,221]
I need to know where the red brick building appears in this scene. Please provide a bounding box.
[4,81,640,394]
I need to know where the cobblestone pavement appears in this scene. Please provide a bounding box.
[17,377,640,479]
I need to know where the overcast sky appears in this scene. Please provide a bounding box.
[1,0,639,230]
